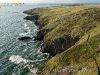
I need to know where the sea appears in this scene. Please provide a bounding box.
[0,4,58,75]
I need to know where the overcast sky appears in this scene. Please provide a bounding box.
[0,0,100,3]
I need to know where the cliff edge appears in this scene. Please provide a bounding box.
[24,5,100,75]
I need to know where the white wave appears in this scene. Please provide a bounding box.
[27,29,31,33]
[25,27,30,30]
[12,73,16,75]
[24,23,27,28]
[30,68,37,74]
[24,23,30,30]
[19,33,28,36]
[9,55,45,64]
[9,55,28,64]
[23,49,27,52]
[29,21,32,23]
[32,59,46,63]
[24,23,31,34]
[33,28,38,33]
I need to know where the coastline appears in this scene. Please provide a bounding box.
[23,5,100,75]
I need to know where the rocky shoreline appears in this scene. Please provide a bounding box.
[23,5,100,75]
[23,10,79,56]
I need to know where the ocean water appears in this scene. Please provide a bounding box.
[0,4,55,75]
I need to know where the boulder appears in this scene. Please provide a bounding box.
[18,36,32,40]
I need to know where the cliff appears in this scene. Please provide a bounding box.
[24,5,100,75]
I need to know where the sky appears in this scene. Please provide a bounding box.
[0,0,100,3]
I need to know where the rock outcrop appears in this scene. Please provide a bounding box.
[33,34,44,41]
[24,15,39,21]
[18,36,32,40]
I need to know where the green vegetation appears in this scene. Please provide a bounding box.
[24,5,100,75]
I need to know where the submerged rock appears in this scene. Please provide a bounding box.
[18,36,32,40]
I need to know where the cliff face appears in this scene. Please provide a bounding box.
[24,5,100,75]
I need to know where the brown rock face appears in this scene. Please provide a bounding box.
[41,35,79,56]
[51,66,80,75]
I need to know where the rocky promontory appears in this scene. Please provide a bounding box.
[24,5,100,75]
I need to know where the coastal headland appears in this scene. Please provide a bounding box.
[24,5,100,75]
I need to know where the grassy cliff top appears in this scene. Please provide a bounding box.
[24,5,100,41]
[24,5,100,75]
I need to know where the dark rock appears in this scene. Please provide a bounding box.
[34,20,40,25]
[41,35,79,56]
[34,34,44,41]
[18,36,32,40]
[23,16,35,20]
[24,15,39,21]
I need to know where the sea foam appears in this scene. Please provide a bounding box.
[9,55,28,64]
[9,55,45,64]
[19,33,28,36]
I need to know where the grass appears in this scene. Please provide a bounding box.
[37,31,100,74]
[24,5,100,75]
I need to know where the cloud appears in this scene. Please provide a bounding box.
[27,0,76,3]
[24,0,81,3]
[22,0,100,3]
[0,0,100,3]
